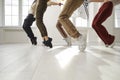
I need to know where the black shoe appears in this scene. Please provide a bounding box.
[30,37,37,45]
[43,37,53,48]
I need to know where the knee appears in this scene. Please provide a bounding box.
[23,19,29,28]
[23,18,33,29]
[22,19,28,29]
[36,18,43,26]
[58,15,69,21]
[56,21,61,28]
[92,21,99,29]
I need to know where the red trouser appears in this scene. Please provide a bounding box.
[92,1,114,45]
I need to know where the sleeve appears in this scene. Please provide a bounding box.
[47,1,52,6]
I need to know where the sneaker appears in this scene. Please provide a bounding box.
[64,37,72,46]
[105,36,115,48]
[77,34,87,52]
[30,37,37,45]
[43,37,53,48]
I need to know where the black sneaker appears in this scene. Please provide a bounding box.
[43,37,53,48]
[30,37,37,45]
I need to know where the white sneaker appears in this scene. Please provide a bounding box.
[77,34,87,52]
[64,37,72,46]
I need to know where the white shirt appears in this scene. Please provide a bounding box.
[29,2,37,16]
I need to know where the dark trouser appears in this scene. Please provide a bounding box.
[92,1,114,45]
[23,14,35,39]
[36,0,48,37]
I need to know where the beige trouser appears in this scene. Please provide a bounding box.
[58,0,84,38]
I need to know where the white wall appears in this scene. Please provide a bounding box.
[0,0,3,26]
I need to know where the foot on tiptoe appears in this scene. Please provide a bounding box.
[43,37,53,48]
[64,37,72,46]
[77,34,87,52]
[30,37,37,45]
[105,36,115,48]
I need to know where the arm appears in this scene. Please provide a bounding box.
[47,1,63,6]
[89,0,104,2]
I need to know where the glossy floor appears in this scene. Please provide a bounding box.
[0,44,120,80]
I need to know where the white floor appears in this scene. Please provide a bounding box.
[0,44,120,80]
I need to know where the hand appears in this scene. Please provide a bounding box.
[58,3,63,6]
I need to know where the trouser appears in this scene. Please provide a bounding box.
[92,1,114,45]
[36,0,48,37]
[23,14,35,39]
[58,0,84,38]
[56,21,68,38]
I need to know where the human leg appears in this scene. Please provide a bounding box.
[92,1,115,46]
[58,0,86,51]
[36,0,52,48]
[23,14,37,45]
[56,21,71,46]
[59,0,84,38]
